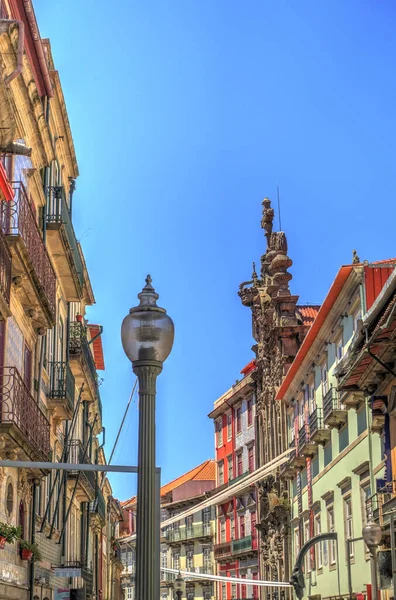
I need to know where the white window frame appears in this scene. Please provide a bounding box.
[218,460,224,486]
[344,495,354,558]
[336,338,343,363]
[314,512,323,569]
[227,412,232,441]
[322,364,328,396]
[228,455,233,481]
[217,419,223,447]
[327,506,336,565]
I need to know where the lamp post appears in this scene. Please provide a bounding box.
[362,521,382,600]
[121,275,174,600]
[174,571,186,600]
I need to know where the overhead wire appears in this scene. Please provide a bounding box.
[162,567,292,588]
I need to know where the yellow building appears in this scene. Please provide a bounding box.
[120,460,217,600]
[0,2,118,600]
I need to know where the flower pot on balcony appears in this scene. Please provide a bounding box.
[21,549,33,560]
[0,536,6,549]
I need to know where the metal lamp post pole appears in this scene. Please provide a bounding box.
[133,360,162,600]
[121,276,174,600]
[369,546,379,600]
[362,522,382,600]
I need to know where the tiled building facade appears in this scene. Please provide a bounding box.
[210,363,259,600]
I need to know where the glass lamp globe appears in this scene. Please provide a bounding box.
[174,572,185,593]
[121,275,174,364]
[362,521,382,547]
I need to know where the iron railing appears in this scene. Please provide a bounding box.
[310,407,324,437]
[0,366,50,460]
[0,182,56,318]
[166,523,212,542]
[323,386,342,421]
[298,424,309,453]
[69,322,98,391]
[232,535,252,554]
[90,487,106,520]
[47,361,75,412]
[214,541,232,559]
[68,440,95,492]
[46,185,84,292]
[0,228,11,306]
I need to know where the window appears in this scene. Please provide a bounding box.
[361,481,372,524]
[187,588,194,600]
[344,497,354,557]
[203,507,211,534]
[314,512,323,569]
[232,584,237,599]
[217,419,223,447]
[228,456,233,481]
[186,546,194,569]
[127,588,133,600]
[336,339,343,363]
[236,406,242,433]
[241,575,246,599]
[309,384,315,413]
[6,482,13,518]
[321,365,328,396]
[161,548,168,568]
[304,519,311,573]
[327,506,336,565]
[339,424,349,452]
[311,456,319,479]
[173,551,180,570]
[237,451,243,476]
[248,446,255,472]
[221,584,226,600]
[324,441,332,467]
[357,407,367,435]
[203,546,211,568]
[294,526,299,560]
[230,516,235,540]
[251,512,257,549]
[186,515,193,530]
[247,398,253,427]
[218,461,224,486]
[252,572,259,599]
[354,311,362,332]
[227,412,232,440]
[220,519,226,543]
[239,514,245,538]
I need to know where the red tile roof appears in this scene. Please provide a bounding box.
[297,305,320,326]
[121,460,215,509]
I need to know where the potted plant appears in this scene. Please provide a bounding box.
[0,523,21,548]
[20,540,41,562]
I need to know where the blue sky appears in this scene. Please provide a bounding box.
[35,0,396,500]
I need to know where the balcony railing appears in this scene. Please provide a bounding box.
[69,321,99,391]
[323,386,340,421]
[68,439,95,492]
[166,523,212,542]
[82,565,93,597]
[90,487,106,520]
[46,186,84,293]
[47,361,75,412]
[0,228,11,308]
[298,425,308,453]
[310,407,322,437]
[214,541,232,559]
[0,182,56,318]
[0,366,50,460]
[232,535,253,555]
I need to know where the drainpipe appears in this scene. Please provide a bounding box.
[42,167,48,245]
[36,333,46,404]
[61,422,68,563]
[21,0,53,98]
[0,19,24,85]
[29,479,39,600]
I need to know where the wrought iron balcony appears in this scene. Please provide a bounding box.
[323,386,347,428]
[90,487,106,522]
[309,407,331,444]
[298,423,318,457]
[69,321,100,404]
[214,541,232,560]
[280,443,298,478]
[68,440,95,501]
[0,182,56,325]
[232,535,256,556]
[0,227,11,318]
[46,185,84,301]
[47,361,75,419]
[166,523,212,544]
[0,366,50,463]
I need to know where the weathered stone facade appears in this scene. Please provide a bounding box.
[239,199,313,594]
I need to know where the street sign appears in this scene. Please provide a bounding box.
[54,568,81,578]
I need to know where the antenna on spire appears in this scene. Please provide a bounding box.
[277,184,282,231]
[276,184,282,231]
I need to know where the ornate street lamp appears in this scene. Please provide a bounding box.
[362,521,382,600]
[174,572,186,600]
[121,275,174,600]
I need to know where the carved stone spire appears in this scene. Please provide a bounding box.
[352,250,360,264]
